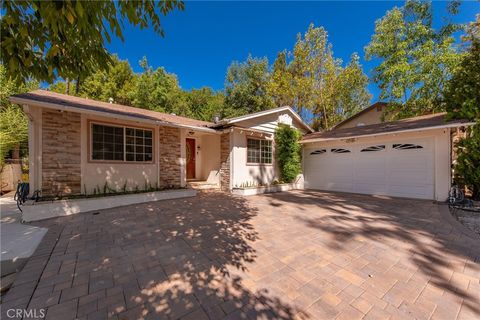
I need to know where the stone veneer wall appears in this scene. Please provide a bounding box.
[42,109,81,195]
[159,126,181,188]
[220,132,231,191]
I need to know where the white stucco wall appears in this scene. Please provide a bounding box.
[199,134,221,184]
[229,111,308,188]
[231,129,277,188]
[302,128,452,201]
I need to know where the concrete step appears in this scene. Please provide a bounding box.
[187,181,220,191]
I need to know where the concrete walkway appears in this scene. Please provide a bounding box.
[1,193,47,279]
[1,191,479,319]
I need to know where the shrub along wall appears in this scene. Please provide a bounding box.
[274,124,302,183]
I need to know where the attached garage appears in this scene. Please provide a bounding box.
[302,114,474,201]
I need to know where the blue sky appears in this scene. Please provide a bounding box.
[106,1,479,102]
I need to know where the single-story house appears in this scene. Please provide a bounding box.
[302,109,474,200]
[10,91,474,203]
[10,90,312,197]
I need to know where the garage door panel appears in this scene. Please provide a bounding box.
[355,157,386,182]
[355,182,388,195]
[304,138,435,199]
[388,184,434,199]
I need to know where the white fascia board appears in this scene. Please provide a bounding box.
[11,96,219,134]
[218,106,314,133]
[300,122,477,144]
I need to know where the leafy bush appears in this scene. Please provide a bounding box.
[454,126,480,199]
[275,124,302,183]
[444,16,480,199]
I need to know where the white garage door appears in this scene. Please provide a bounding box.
[304,138,435,199]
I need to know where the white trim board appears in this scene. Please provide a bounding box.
[301,122,476,144]
[214,106,314,133]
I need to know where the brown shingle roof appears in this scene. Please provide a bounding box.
[10,90,213,128]
[303,113,473,142]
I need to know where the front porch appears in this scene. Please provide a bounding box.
[181,130,223,188]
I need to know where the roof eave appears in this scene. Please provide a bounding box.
[212,106,313,133]
[300,122,476,144]
[11,96,220,134]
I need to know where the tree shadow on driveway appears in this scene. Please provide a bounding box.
[262,190,480,317]
[11,192,308,320]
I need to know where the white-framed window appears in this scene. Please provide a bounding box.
[247,138,272,164]
[91,123,153,162]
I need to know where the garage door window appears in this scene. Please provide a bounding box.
[361,145,385,152]
[393,143,423,150]
[331,148,351,154]
[310,149,326,155]
[247,139,272,164]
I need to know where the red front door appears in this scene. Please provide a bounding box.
[186,138,196,179]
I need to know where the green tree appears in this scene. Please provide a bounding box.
[1,0,184,83]
[225,55,275,115]
[0,64,38,164]
[48,55,136,105]
[334,53,371,123]
[267,51,294,108]
[48,56,227,120]
[444,15,480,198]
[79,56,135,105]
[286,24,371,130]
[184,87,225,122]
[290,24,329,117]
[275,124,302,183]
[131,57,189,116]
[48,81,68,95]
[365,0,462,120]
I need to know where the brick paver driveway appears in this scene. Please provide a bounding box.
[1,191,479,320]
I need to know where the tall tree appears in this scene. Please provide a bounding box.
[365,0,462,120]
[1,0,184,83]
[224,55,275,115]
[283,24,371,130]
[444,15,480,198]
[267,51,294,108]
[290,24,330,118]
[0,64,38,163]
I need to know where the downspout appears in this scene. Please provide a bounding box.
[229,128,234,191]
[156,125,160,189]
[22,105,39,196]
[448,127,453,193]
